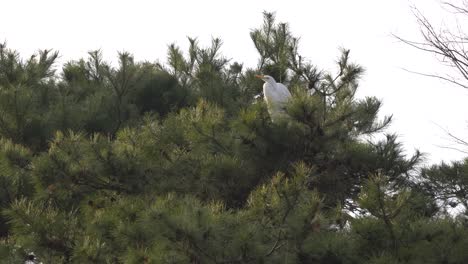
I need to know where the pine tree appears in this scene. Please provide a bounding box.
[0,12,467,264]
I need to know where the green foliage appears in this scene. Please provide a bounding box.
[4,199,79,263]
[0,12,466,264]
[0,139,33,237]
[419,159,468,214]
[0,44,59,149]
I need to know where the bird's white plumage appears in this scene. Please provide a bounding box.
[257,75,292,121]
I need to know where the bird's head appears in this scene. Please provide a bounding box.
[255,74,276,83]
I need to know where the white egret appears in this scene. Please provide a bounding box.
[255,74,292,121]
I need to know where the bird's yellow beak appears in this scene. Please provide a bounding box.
[255,74,264,79]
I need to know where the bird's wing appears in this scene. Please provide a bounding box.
[276,83,292,102]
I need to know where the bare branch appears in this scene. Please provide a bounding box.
[393,34,450,58]
[399,67,468,89]
[396,4,468,89]
[433,122,468,146]
[434,144,468,155]
[443,1,468,14]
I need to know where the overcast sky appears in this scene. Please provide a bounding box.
[2,0,468,164]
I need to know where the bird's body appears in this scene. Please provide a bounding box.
[256,75,292,121]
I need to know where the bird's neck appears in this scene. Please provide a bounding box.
[266,80,277,88]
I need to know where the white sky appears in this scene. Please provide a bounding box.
[1,0,468,164]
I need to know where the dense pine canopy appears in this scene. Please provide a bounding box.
[1,12,468,263]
